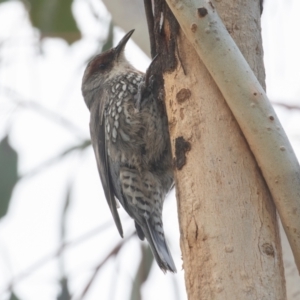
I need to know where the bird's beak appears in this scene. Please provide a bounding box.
[114,29,135,57]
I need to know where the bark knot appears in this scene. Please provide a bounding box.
[191,23,197,32]
[176,88,191,103]
[198,7,208,17]
[262,243,275,257]
[174,136,191,170]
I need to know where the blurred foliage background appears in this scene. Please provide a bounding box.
[0,0,183,299]
[0,0,299,299]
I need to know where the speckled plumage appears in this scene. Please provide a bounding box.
[81,30,176,272]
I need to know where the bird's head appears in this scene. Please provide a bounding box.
[82,29,134,97]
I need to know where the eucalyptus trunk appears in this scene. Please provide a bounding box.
[147,0,287,298]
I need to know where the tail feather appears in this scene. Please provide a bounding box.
[135,221,145,240]
[142,219,176,273]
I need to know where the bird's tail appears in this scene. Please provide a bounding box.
[138,219,176,273]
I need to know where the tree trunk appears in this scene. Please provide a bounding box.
[149,0,287,298]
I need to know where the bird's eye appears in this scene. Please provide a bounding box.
[99,63,106,70]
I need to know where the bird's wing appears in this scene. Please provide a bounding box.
[89,90,123,237]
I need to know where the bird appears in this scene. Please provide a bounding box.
[81,29,176,273]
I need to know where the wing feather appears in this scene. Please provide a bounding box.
[89,90,123,237]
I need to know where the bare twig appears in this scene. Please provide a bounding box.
[272,101,300,111]
[1,222,113,296]
[21,139,91,179]
[74,232,135,300]
[1,86,87,140]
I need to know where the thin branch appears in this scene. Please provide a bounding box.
[17,99,86,139]
[21,139,91,179]
[74,232,135,300]
[272,101,300,111]
[1,86,87,140]
[1,222,113,295]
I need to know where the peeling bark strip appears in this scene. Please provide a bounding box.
[143,0,182,69]
[143,0,156,58]
[174,137,191,170]
[143,0,180,120]
[152,0,179,73]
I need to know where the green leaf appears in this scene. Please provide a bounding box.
[57,277,71,300]
[23,0,81,44]
[0,135,18,219]
[9,291,21,300]
[130,244,154,300]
